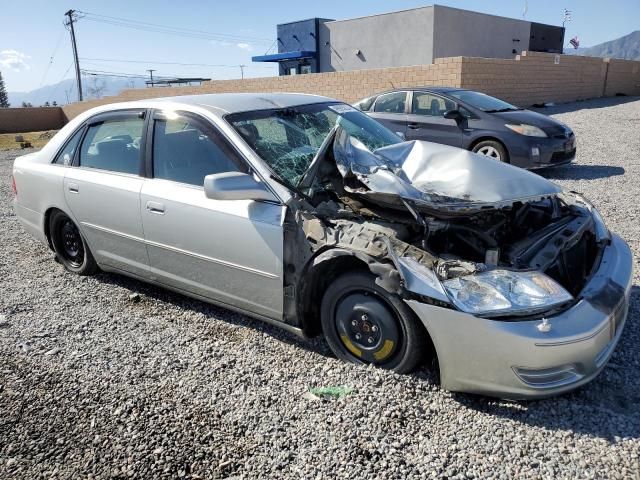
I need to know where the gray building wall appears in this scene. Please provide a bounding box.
[432,5,531,60]
[318,7,435,72]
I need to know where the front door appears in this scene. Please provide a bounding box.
[63,110,149,276]
[405,91,462,146]
[140,110,285,320]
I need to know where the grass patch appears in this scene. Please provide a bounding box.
[0,130,58,151]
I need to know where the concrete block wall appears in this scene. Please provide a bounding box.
[459,52,610,106]
[46,52,640,125]
[0,107,66,134]
[62,60,463,120]
[604,58,640,97]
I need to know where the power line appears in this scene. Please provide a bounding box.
[80,68,185,80]
[76,10,273,45]
[78,57,275,69]
[38,28,66,89]
[49,62,75,105]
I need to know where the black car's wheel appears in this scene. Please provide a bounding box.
[472,140,508,162]
[50,210,98,275]
[321,271,425,374]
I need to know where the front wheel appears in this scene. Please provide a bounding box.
[320,271,425,374]
[472,140,508,162]
[50,211,98,276]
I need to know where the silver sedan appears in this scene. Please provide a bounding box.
[12,93,632,399]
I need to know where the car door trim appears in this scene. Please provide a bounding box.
[81,221,278,279]
[99,263,303,336]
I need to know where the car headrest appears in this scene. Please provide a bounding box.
[95,139,128,156]
[237,124,260,145]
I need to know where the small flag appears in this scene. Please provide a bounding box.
[570,36,580,49]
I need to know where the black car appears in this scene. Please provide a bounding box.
[354,88,576,169]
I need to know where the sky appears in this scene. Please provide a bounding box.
[1,0,638,95]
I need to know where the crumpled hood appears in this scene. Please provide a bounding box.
[333,128,562,213]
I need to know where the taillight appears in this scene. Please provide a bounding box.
[11,175,17,197]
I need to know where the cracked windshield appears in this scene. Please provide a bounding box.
[227,102,401,185]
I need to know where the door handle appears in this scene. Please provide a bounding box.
[407,123,420,129]
[68,183,79,194]
[146,201,165,215]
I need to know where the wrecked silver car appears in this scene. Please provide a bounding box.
[13,94,632,399]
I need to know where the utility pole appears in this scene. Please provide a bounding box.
[64,10,83,101]
[239,64,246,79]
[147,69,156,87]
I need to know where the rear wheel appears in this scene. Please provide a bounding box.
[472,140,508,162]
[320,271,425,373]
[50,211,98,275]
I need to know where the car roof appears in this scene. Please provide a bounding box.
[367,87,466,97]
[141,92,334,115]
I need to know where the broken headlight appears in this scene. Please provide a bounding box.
[442,270,573,316]
[561,192,610,242]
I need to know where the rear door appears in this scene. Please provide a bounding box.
[63,110,149,276]
[366,91,409,138]
[140,110,285,320]
[405,91,462,146]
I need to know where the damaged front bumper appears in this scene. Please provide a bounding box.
[405,234,632,399]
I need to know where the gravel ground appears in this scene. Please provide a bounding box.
[1,96,639,479]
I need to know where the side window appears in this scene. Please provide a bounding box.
[53,128,84,165]
[373,92,407,114]
[79,116,144,174]
[354,96,376,112]
[153,114,246,187]
[411,92,456,117]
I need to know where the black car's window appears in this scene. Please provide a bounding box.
[373,92,407,114]
[354,96,376,112]
[448,90,520,112]
[412,92,455,116]
[227,102,400,185]
[152,114,245,187]
[53,128,83,165]
[79,117,144,174]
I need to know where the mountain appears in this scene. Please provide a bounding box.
[8,76,147,107]
[566,31,640,60]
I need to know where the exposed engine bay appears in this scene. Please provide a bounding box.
[284,128,607,322]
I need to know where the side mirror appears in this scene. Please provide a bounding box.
[443,109,464,121]
[204,172,277,202]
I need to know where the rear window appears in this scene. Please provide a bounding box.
[373,92,407,114]
[79,117,144,175]
[354,96,376,112]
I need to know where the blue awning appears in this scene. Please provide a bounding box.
[252,51,316,63]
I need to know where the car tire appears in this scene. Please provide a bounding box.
[320,271,425,374]
[472,140,509,162]
[50,210,98,276]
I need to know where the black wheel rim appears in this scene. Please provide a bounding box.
[59,219,84,268]
[334,290,400,364]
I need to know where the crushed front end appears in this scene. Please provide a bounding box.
[227,103,631,398]
[288,129,631,398]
